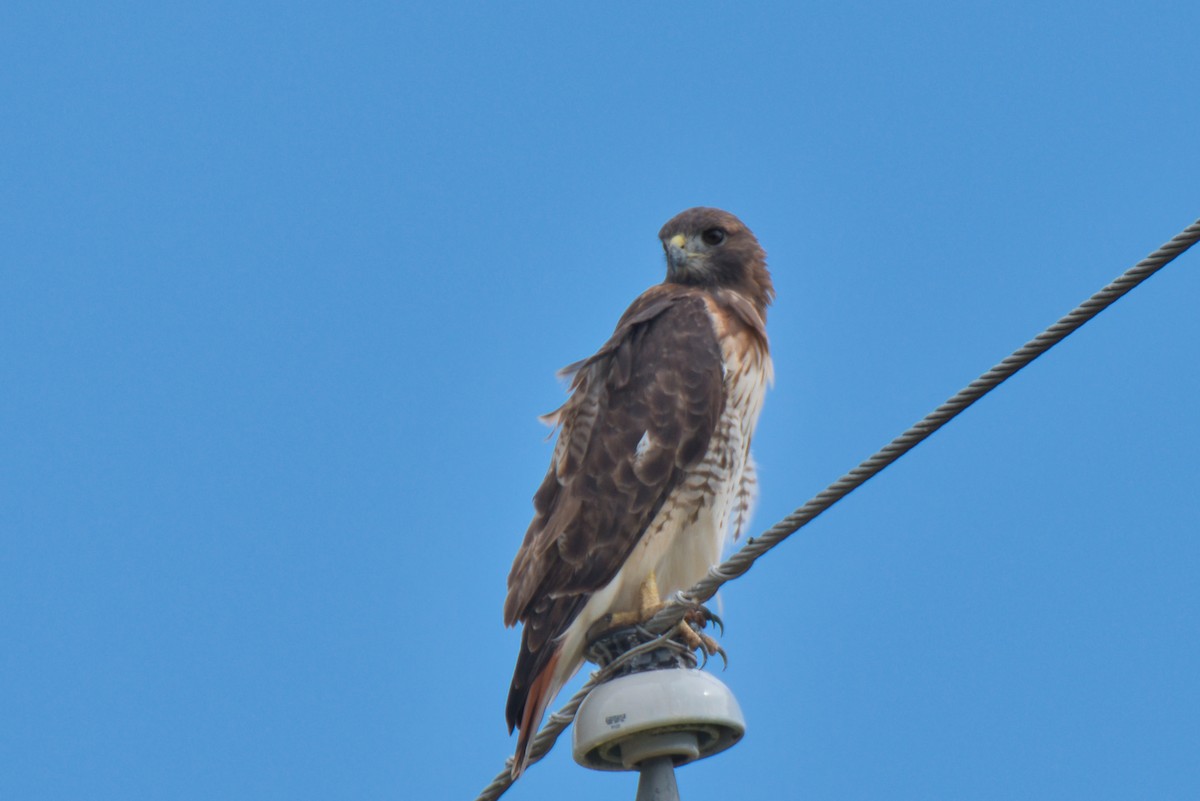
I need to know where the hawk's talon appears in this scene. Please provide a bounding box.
[684,605,724,636]
[708,639,729,670]
[672,604,728,669]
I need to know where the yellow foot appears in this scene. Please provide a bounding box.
[585,573,729,668]
[679,607,727,668]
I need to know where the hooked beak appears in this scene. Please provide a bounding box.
[665,233,689,278]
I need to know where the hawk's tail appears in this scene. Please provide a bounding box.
[507,647,563,779]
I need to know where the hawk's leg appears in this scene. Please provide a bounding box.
[605,571,667,628]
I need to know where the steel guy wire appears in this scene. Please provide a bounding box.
[473,216,1200,801]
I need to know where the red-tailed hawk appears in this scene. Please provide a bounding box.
[504,207,774,777]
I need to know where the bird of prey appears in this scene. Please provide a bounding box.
[503,207,774,777]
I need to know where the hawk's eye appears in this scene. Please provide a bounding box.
[701,228,727,246]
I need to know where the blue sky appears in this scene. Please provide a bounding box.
[3,2,1198,799]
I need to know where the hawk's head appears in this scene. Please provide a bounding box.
[658,207,774,313]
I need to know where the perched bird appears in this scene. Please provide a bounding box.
[504,207,774,777]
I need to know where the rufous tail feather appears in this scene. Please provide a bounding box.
[510,648,562,779]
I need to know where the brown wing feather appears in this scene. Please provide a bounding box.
[504,286,725,731]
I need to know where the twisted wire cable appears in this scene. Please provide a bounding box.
[474,217,1200,801]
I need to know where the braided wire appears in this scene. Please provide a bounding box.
[474,217,1200,801]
